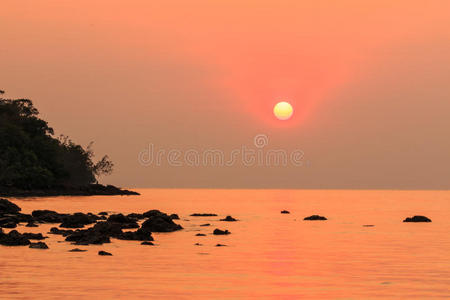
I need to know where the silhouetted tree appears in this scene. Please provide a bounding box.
[0,91,113,189]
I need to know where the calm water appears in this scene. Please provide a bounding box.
[1,189,450,299]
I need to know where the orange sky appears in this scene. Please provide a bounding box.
[1,0,450,188]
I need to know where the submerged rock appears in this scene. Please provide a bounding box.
[213,229,231,235]
[304,215,327,221]
[65,222,123,245]
[220,216,238,222]
[216,244,227,247]
[141,215,183,232]
[199,223,211,227]
[190,213,217,217]
[141,241,154,245]
[196,233,206,236]
[0,198,21,214]
[280,210,290,214]
[363,225,375,227]
[403,215,432,222]
[0,229,31,246]
[69,248,87,252]
[98,250,112,256]
[29,242,48,249]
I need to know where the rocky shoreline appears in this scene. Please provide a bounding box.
[0,184,139,197]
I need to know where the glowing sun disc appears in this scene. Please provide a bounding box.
[273,101,293,120]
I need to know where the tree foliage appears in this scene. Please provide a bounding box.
[0,91,113,189]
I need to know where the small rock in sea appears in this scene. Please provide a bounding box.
[141,214,183,232]
[29,242,49,249]
[0,229,31,246]
[49,227,74,236]
[0,217,17,228]
[220,216,238,222]
[98,250,112,256]
[169,214,180,220]
[194,243,202,246]
[32,210,67,223]
[116,228,153,241]
[403,215,432,222]
[363,225,375,227]
[281,210,290,214]
[199,223,210,227]
[215,244,227,247]
[190,213,218,217]
[141,241,154,246]
[213,229,231,235]
[98,212,108,216]
[26,221,38,227]
[196,233,206,236]
[69,248,87,252]
[60,212,98,228]
[304,215,327,221]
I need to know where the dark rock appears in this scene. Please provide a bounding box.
[169,214,180,220]
[69,248,87,252]
[0,198,21,214]
[116,228,153,241]
[403,215,432,222]
[216,244,227,247]
[141,215,183,232]
[32,210,67,223]
[196,233,206,236]
[60,212,97,228]
[194,243,202,246]
[64,221,123,245]
[0,229,31,246]
[304,215,327,221]
[127,213,145,220]
[281,210,290,214]
[220,216,238,222]
[143,209,167,218]
[0,184,139,197]
[141,241,154,245]
[29,242,48,249]
[49,227,74,236]
[363,225,375,227]
[26,221,38,227]
[22,233,46,240]
[213,229,230,235]
[190,213,218,217]
[107,213,132,223]
[0,217,18,228]
[98,250,112,256]
[98,212,108,216]
[200,223,211,227]
[107,214,139,229]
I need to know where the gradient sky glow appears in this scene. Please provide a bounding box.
[1,0,450,188]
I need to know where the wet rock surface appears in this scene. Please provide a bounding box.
[190,213,218,217]
[403,215,432,222]
[213,229,231,235]
[220,216,238,222]
[304,215,327,221]
[29,242,48,249]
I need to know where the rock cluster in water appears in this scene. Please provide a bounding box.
[403,215,432,222]
[0,198,182,250]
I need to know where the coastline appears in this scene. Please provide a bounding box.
[0,184,140,197]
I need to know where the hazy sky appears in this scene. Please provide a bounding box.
[1,1,450,189]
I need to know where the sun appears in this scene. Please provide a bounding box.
[273,101,293,120]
